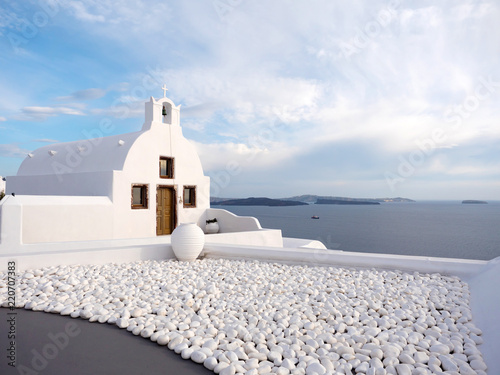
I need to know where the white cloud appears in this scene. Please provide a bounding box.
[0,117,6,121]
[130,2,498,179]
[66,1,106,23]
[423,155,500,179]
[160,68,320,134]
[32,139,59,143]
[193,140,300,173]
[91,97,143,119]
[19,106,85,121]
[0,144,29,158]
[60,0,173,34]
[56,88,106,101]
[108,82,129,92]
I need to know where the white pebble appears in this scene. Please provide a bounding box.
[60,306,74,316]
[470,359,487,371]
[395,364,412,375]
[459,362,478,375]
[219,364,235,375]
[429,344,450,355]
[131,307,144,318]
[305,362,326,375]
[191,350,207,363]
[281,358,296,370]
[203,339,218,351]
[413,351,429,364]
[156,335,169,346]
[204,356,218,370]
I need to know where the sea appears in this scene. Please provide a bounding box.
[215,201,500,261]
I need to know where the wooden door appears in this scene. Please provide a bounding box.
[156,187,175,235]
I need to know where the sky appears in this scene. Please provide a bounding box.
[0,0,499,200]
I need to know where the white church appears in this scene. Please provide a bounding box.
[0,89,324,269]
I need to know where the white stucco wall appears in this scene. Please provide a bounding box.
[111,119,210,239]
[0,195,113,244]
[22,196,113,243]
[205,229,283,247]
[6,171,115,197]
[468,257,500,372]
[199,208,262,233]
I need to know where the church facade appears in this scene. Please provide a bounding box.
[2,93,210,244]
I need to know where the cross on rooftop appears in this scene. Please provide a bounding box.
[162,84,168,98]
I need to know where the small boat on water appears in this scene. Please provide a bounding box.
[311,216,320,219]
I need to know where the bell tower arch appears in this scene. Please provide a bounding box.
[142,85,181,130]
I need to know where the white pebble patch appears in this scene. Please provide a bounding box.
[0,258,487,374]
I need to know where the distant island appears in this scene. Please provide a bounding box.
[462,200,488,204]
[281,195,415,204]
[316,199,380,205]
[211,195,414,206]
[213,197,307,207]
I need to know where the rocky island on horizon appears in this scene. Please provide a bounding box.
[315,198,380,205]
[212,197,307,207]
[211,195,415,206]
[462,200,488,204]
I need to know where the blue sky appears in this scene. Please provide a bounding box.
[0,0,499,200]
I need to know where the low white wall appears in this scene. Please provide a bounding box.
[201,208,262,233]
[6,171,115,197]
[0,236,175,271]
[467,257,500,373]
[0,195,22,246]
[205,229,283,247]
[0,195,114,246]
[21,196,114,243]
[201,244,487,278]
[283,237,327,249]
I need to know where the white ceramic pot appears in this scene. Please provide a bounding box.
[205,222,219,234]
[171,223,205,261]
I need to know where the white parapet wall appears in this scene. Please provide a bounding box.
[205,229,284,247]
[283,237,327,249]
[467,257,500,373]
[0,195,114,246]
[201,243,487,278]
[200,208,262,232]
[1,237,177,271]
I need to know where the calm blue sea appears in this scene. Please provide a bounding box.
[217,201,500,261]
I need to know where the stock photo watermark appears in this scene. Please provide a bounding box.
[3,260,81,373]
[6,261,17,368]
[339,0,400,60]
[443,75,500,130]
[15,322,81,374]
[4,1,60,54]
[208,114,287,197]
[213,0,244,22]
[384,75,500,192]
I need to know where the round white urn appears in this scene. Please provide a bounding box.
[205,222,219,234]
[171,223,205,261]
